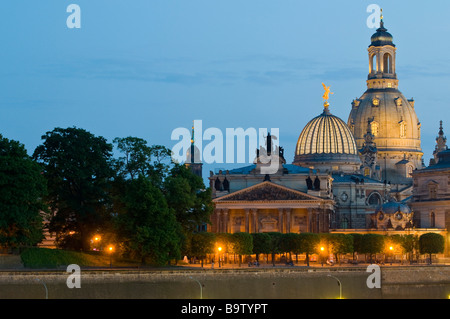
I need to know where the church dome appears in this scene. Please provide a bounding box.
[294,106,361,173]
[370,23,394,47]
[376,199,411,215]
[349,14,423,185]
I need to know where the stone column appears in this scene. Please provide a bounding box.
[245,209,250,233]
[278,209,284,233]
[307,208,313,232]
[216,209,222,233]
[285,208,291,233]
[251,209,258,233]
[222,209,229,233]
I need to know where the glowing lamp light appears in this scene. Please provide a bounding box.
[389,246,394,251]
[218,246,222,252]
[320,246,325,251]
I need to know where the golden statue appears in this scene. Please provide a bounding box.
[322,82,333,106]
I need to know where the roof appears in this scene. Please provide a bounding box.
[227,164,312,175]
[370,21,395,47]
[332,174,385,185]
[295,108,358,157]
[213,180,324,203]
[423,150,450,170]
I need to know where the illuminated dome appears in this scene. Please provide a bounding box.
[293,105,361,173]
[370,21,394,47]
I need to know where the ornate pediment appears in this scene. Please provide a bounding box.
[214,181,319,202]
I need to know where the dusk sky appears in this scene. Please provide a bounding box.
[1,1,449,182]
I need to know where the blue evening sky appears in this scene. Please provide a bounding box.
[1,1,449,182]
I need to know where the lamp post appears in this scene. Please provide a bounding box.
[320,246,325,267]
[107,245,114,268]
[35,278,48,299]
[389,246,394,265]
[327,274,342,299]
[218,246,222,268]
[189,276,203,299]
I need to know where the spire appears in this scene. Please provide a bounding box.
[190,121,195,163]
[185,121,203,177]
[433,120,447,164]
[380,8,384,29]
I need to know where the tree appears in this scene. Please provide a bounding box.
[267,232,284,266]
[190,232,216,268]
[164,164,213,237]
[280,233,302,263]
[230,232,253,267]
[33,127,114,251]
[360,234,385,263]
[112,137,154,180]
[114,176,180,265]
[0,135,47,249]
[215,233,233,264]
[349,233,364,263]
[419,233,445,264]
[112,137,172,187]
[400,234,419,264]
[298,233,320,267]
[326,234,353,265]
[251,233,271,263]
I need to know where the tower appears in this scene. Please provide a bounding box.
[432,121,448,165]
[185,122,203,178]
[348,11,423,186]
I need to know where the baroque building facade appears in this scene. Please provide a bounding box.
[188,14,448,255]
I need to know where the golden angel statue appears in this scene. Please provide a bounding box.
[322,82,333,105]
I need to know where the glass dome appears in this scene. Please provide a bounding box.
[296,108,358,156]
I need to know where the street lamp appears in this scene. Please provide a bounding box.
[320,246,325,267]
[389,246,394,265]
[218,246,222,268]
[327,274,342,299]
[107,245,114,268]
[92,235,101,251]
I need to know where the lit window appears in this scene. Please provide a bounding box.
[406,165,413,178]
[371,121,379,136]
[400,122,407,138]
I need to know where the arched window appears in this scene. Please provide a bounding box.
[399,121,407,138]
[430,212,435,228]
[371,121,379,136]
[406,165,413,178]
[367,192,382,206]
[370,54,377,73]
[383,53,392,73]
[429,184,437,199]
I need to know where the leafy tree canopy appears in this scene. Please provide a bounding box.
[0,134,47,248]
